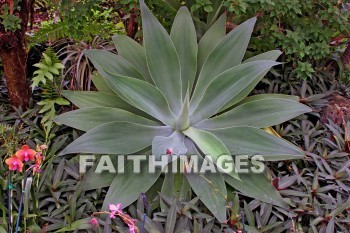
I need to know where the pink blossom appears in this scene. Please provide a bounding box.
[40,145,48,150]
[15,145,36,162]
[89,217,99,227]
[166,148,173,155]
[108,203,122,218]
[128,223,136,233]
[33,163,42,174]
[5,156,24,172]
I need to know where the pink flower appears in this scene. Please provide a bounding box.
[166,148,173,155]
[15,145,36,162]
[33,163,42,174]
[35,153,44,165]
[108,203,122,218]
[89,217,99,227]
[5,156,24,172]
[128,223,136,233]
[40,145,48,150]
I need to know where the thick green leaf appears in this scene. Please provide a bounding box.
[206,0,224,26]
[152,132,186,207]
[177,90,190,130]
[183,127,239,179]
[113,35,153,83]
[191,61,279,124]
[0,226,6,233]
[62,90,124,108]
[61,91,146,117]
[237,94,300,105]
[160,170,190,211]
[82,152,150,191]
[208,126,304,161]
[170,7,198,98]
[244,201,255,227]
[162,0,181,10]
[185,139,227,222]
[102,73,176,127]
[91,74,115,94]
[225,173,288,208]
[102,160,162,211]
[165,201,178,233]
[85,50,143,80]
[193,18,209,41]
[160,172,176,206]
[81,157,119,191]
[54,218,92,232]
[196,98,311,129]
[54,107,161,132]
[221,50,282,110]
[85,50,150,108]
[191,17,257,110]
[243,50,282,63]
[60,122,173,155]
[219,93,300,116]
[140,0,182,114]
[197,14,226,76]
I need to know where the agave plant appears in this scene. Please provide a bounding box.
[55,0,312,222]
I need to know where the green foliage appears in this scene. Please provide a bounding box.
[161,0,350,79]
[225,0,349,79]
[0,122,18,156]
[32,47,69,132]
[295,61,315,79]
[32,47,64,89]
[191,0,213,13]
[55,2,312,222]
[0,102,75,231]
[223,0,247,14]
[0,5,21,32]
[29,0,124,44]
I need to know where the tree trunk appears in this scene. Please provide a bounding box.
[0,0,32,109]
[0,33,30,108]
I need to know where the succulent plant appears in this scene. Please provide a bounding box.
[55,0,312,222]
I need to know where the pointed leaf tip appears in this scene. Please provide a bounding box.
[140,0,183,114]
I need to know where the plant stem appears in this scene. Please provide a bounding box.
[15,171,29,233]
[141,213,146,233]
[8,171,12,233]
[241,211,246,233]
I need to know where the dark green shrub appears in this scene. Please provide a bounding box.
[222,0,350,79]
[164,0,350,80]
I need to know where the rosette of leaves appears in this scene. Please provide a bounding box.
[55,1,312,222]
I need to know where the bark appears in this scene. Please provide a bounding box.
[0,33,30,108]
[0,0,32,109]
